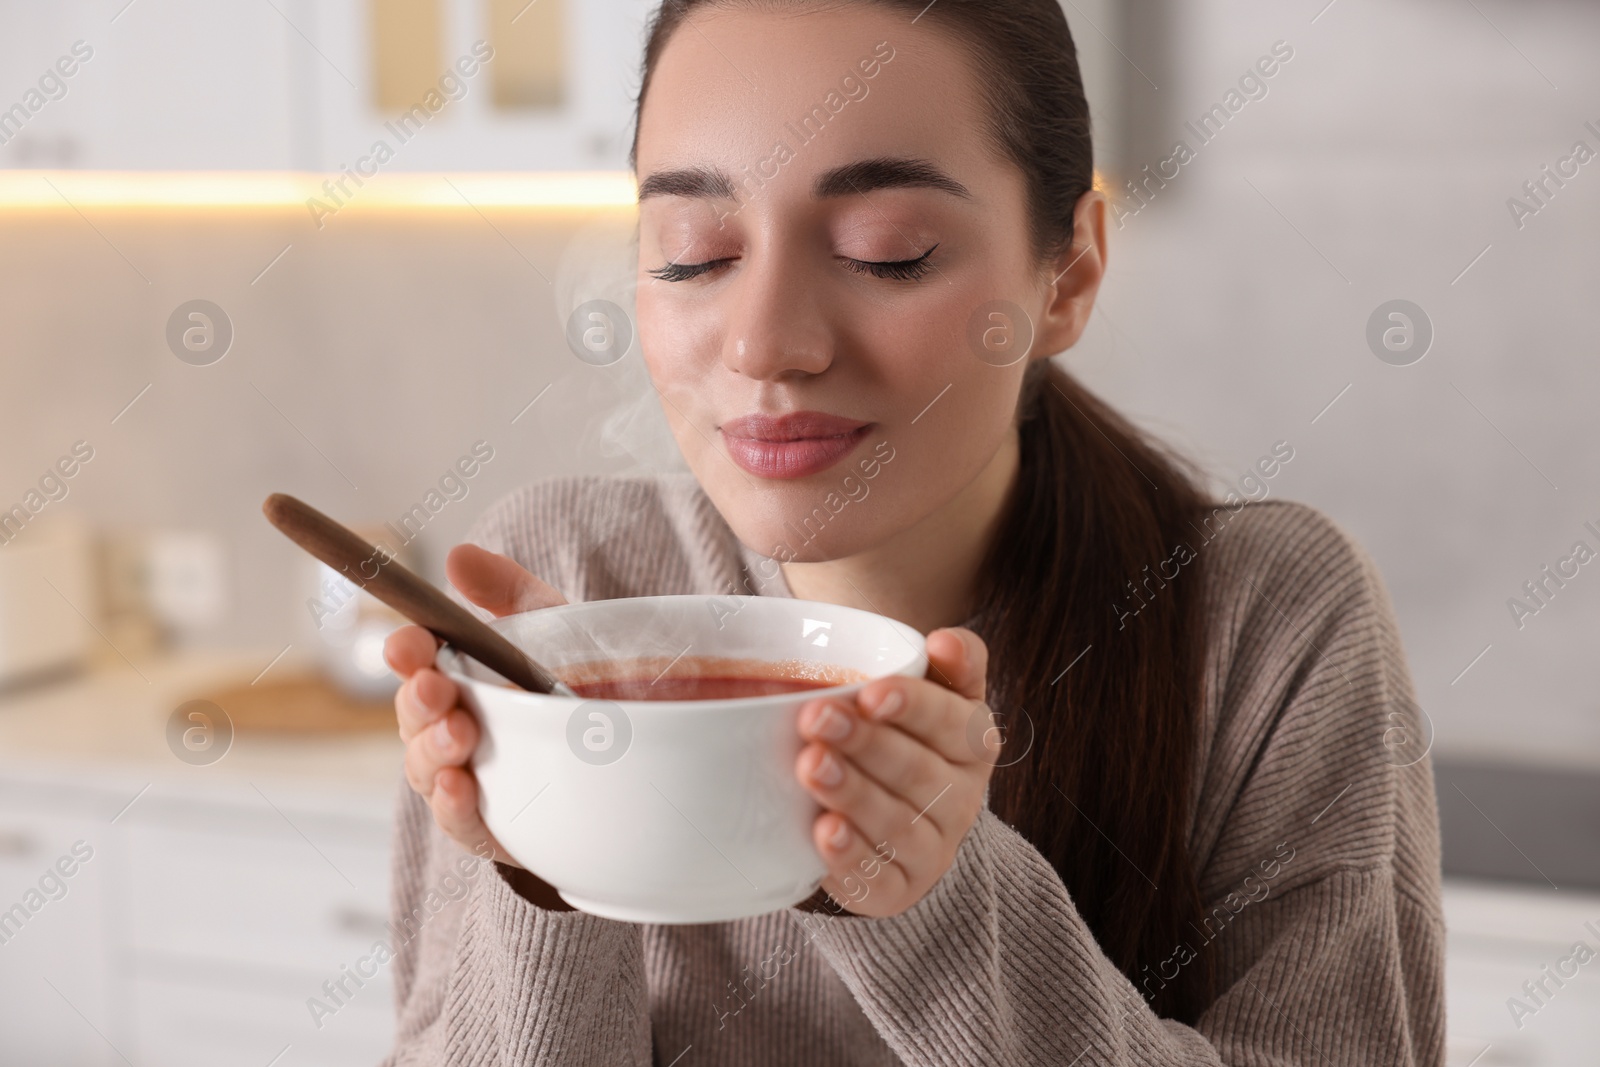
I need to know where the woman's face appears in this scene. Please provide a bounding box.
[634,4,1092,564]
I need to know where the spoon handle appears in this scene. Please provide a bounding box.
[262,493,568,695]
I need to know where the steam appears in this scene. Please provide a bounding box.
[496,596,866,692]
[550,214,686,478]
[532,223,783,681]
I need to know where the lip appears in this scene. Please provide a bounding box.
[720,411,873,480]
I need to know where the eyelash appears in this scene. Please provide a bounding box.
[648,244,939,283]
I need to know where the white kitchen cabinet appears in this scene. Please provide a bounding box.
[0,790,118,1067]
[0,770,398,1065]
[1442,880,1600,1067]
[130,974,393,1067]
[0,0,654,172]
[0,652,411,1063]
[0,0,297,170]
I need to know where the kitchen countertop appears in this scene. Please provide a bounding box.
[0,649,405,820]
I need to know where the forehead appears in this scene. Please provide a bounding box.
[634,5,997,197]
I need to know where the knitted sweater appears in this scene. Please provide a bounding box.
[381,473,1445,1066]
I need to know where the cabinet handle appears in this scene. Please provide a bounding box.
[0,830,40,858]
[332,905,387,938]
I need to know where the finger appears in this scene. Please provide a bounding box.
[402,706,478,794]
[798,701,961,828]
[811,811,910,917]
[384,624,440,680]
[923,627,986,702]
[445,543,568,618]
[395,667,458,743]
[797,740,944,874]
[404,733,439,797]
[829,678,989,768]
[431,766,519,867]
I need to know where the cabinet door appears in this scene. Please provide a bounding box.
[1443,881,1600,1066]
[130,974,394,1067]
[120,794,396,1064]
[0,811,116,1067]
[0,0,298,170]
[123,818,391,974]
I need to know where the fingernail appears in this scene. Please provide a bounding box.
[814,703,852,741]
[827,820,851,851]
[415,673,442,711]
[432,717,454,749]
[812,751,844,787]
[867,689,903,721]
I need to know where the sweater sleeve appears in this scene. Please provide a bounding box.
[382,785,654,1065]
[382,478,656,1065]
[790,503,1446,1066]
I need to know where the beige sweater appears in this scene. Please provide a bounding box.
[381,473,1445,1066]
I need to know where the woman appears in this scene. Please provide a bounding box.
[381,1,1444,1062]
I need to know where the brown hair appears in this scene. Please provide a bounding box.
[632,0,1219,1023]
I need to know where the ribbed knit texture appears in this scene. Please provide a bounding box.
[381,473,1445,1066]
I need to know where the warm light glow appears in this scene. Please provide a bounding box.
[0,171,640,211]
[1,170,1110,213]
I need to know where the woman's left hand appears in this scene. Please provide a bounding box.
[795,627,1000,918]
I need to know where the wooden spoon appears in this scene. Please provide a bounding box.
[262,493,574,696]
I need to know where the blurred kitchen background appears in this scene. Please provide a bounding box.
[0,0,1596,1063]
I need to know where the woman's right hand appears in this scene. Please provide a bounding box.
[383,543,572,906]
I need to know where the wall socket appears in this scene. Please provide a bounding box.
[100,529,229,638]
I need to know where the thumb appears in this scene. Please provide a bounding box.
[925,626,987,703]
[444,543,567,618]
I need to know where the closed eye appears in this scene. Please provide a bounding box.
[647,244,940,283]
[647,258,730,282]
[842,244,939,281]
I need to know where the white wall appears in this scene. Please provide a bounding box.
[1075,0,1600,765]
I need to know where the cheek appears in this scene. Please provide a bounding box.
[861,302,1024,509]
[862,295,1021,436]
[639,292,716,396]
[637,293,726,477]
[885,360,1021,490]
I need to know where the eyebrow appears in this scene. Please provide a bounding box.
[636,156,972,204]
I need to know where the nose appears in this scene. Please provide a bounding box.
[720,245,834,380]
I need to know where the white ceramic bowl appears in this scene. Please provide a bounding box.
[437,594,927,924]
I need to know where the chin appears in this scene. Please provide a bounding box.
[746,513,868,564]
[701,479,871,563]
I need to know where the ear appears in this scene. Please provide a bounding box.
[1033,189,1108,359]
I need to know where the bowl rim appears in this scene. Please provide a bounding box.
[436,593,927,708]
